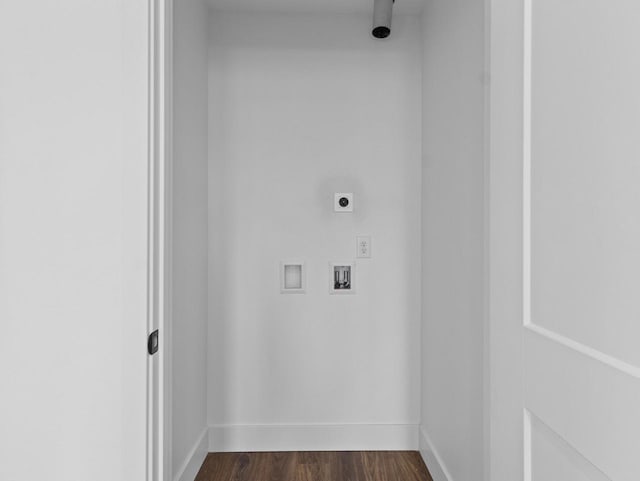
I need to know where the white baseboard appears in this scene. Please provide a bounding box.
[419,426,452,481]
[173,427,209,481]
[209,423,419,452]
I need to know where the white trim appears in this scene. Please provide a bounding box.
[173,428,209,481]
[418,427,453,481]
[482,0,492,479]
[147,0,173,480]
[523,409,532,481]
[525,323,640,379]
[162,1,174,480]
[209,423,418,452]
[147,0,168,480]
[522,0,532,327]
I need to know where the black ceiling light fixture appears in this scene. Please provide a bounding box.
[372,0,394,39]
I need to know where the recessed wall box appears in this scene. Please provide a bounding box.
[334,193,354,212]
[280,261,306,294]
[329,261,356,294]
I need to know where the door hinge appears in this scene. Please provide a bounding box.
[148,329,159,355]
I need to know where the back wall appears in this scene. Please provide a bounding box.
[208,10,422,450]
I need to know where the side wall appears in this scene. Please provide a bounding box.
[208,11,423,450]
[172,0,209,479]
[420,0,486,480]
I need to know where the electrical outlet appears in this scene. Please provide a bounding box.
[334,193,353,212]
[356,236,371,258]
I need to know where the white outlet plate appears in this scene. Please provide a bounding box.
[334,193,353,212]
[356,236,371,258]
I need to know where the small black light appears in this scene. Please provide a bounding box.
[372,0,394,39]
[372,26,391,39]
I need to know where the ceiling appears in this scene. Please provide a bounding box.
[207,0,424,15]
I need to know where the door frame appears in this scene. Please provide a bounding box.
[486,0,528,479]
[148,0,173,480]
[147,2,520,479]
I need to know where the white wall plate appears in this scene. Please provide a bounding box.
[356,236,371,258]
[334,193,354,212]
[280,261,306,294]
[329,261,356,294]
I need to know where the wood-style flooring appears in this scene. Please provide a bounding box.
[194,451,433,481]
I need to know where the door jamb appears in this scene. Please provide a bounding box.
[148,0,173,480]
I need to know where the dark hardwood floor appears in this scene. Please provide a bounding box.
[194,451,433,481]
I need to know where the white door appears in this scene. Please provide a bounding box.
[0,2,152,480]
[488,1,640,480]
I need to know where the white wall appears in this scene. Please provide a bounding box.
[420,0,486,480]
[208,11,422,449]
[172,0,210,478]
[0,2,149,480]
